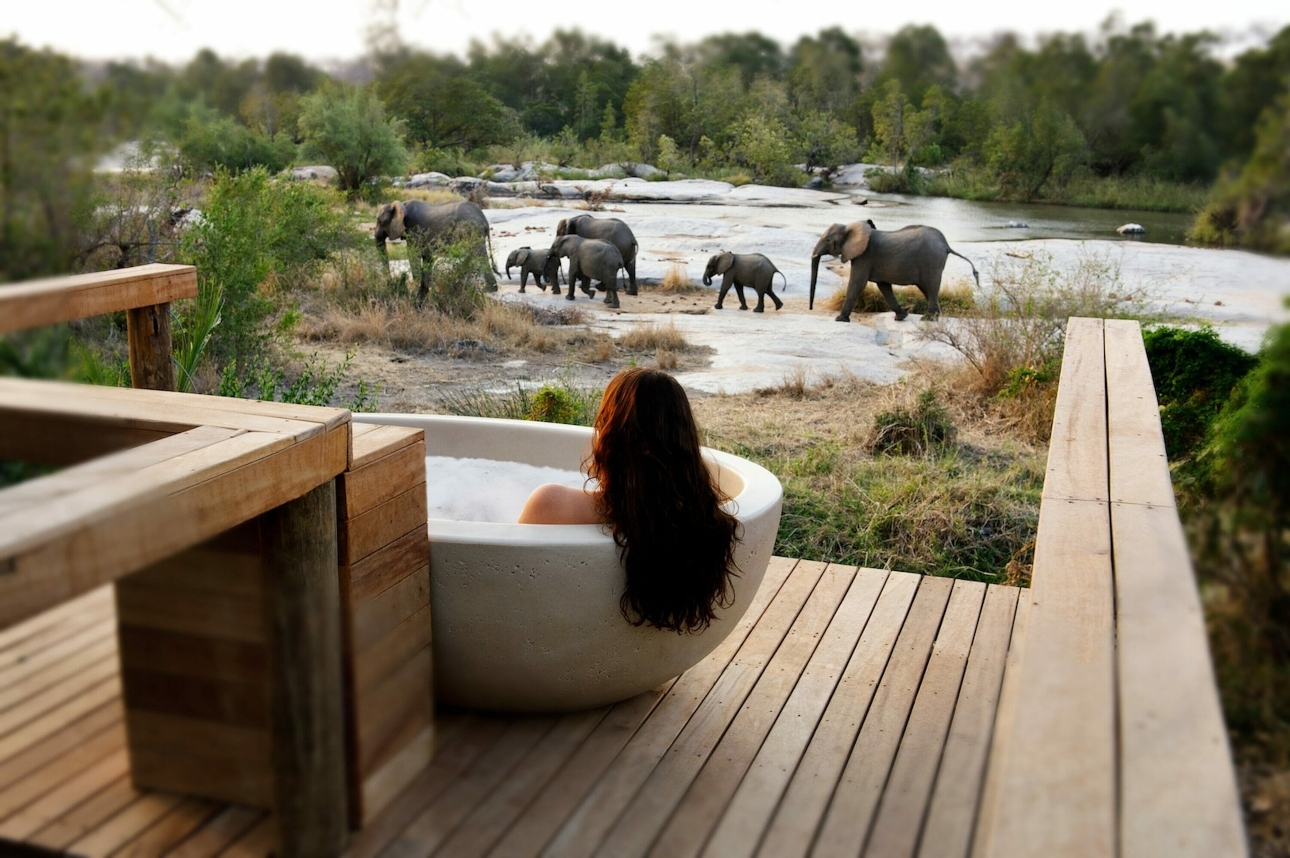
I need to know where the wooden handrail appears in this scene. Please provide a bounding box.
[0,263,198,391]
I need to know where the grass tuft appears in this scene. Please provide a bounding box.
[619,320,690,352]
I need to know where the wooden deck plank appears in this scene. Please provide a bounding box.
[0,746,128,840]
[0,621,116,706]
[0,586,113,657]
[917,585,1019,858]
[541,556,799,858]
[756,571,921,858]
[0,651,120,740]
[1043,317,1108,503]
[644,563,858,858]
[1113,502,1246,856]
[66,791,186,858]
[434,708,610,857]
[0,264,197,333]
[864,580,988,858]
[215,816,278,857]
[28,775,138,851]
[0,701,121,798]
[810,575,955,857]
[1104,319,1175,508]
[488,685,675,858]
[0,719,125,822]
[384,717,556,855]
[981,500,1116,858]
[107,797,222,858]
[345,717,506,858]
[702,568,890,858]
[969,595,1031,858]
[161,806,265,858]
[0,677,121,764]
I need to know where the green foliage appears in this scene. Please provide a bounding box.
[176,105,296,174]
[438,377,601,426]
[1143,326,1258,460]
[178,168,347,377]
[298,84,408,194]
[984,99,1088,200]
[0,39,103,280]
[727,114,801,187]
[1190,92,1290,254]
[871,390,956,455]
[374,51,517,151]
[410,228,492,318]
[218,350,365,407]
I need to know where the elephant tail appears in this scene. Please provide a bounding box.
[948,248,980,288]
[485,228,501,276]
[773,268,788,291]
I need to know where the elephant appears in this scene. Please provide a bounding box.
[505,246,562,293]
[551,235,626,308]
[809,220,979,322]
[375,199,500,302]
[703,252,787,312]
[555,215,639,295]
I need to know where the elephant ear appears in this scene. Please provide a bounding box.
[840,220,873,263]
[516,248,530,265]
[716,252,735,274]
[556,218,568,236]
[387,201,407,239]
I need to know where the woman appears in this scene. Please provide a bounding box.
[519,368,740,633]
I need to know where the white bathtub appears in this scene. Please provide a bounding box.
[354,414,784,712]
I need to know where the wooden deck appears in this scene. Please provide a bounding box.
[0,558,1024,857]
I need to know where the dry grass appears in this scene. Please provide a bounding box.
[822,281,977,315]
[619,320,690,352]
[656,348,680,369]
[401,188,463,205]
[659,264,704,294]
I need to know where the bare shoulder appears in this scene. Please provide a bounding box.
[518,483,603,525]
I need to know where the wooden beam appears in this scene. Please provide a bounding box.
[1105,320,1246,857]
[0,264,197,333]
[262,480,349,856]
[126,303,176,391]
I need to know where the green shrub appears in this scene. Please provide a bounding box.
[1143,325,1258,460]
[525,384,583,424]
[871,390,956,455]
[298,84,408,196]
[177,106,296,175]
[438,377,601,425]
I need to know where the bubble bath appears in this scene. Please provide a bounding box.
[425,456,591,523]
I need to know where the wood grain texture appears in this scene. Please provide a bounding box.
[982,500,1115,858]
[340,436,427,519]
[350,425,424,470]
[127,302,177,392]
[26,775,137,850]
[917,585,1019,858]
[339,483,428,566]
[342,527,430,606]
[865,580,987,858]
[350,566,430,653]
[757,571,921,858]
[361,723,435,824]
[703,568,889,858]
[0,263,197,333]
[646,563,857,858]
[261,480,348,856]
[1043,317,1107,503]
[162,805,265,858]
[1104,318,1176,508]
[116,625,267,686]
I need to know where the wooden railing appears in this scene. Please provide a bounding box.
[0,263,197,391]
[0,265,354,854]
[977,318,1246,857]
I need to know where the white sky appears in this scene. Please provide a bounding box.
[5,0,1287,63]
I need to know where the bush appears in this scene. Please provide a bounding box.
[438,377,601,425]
[177,106,296,175]
[409,227,493,317]
[1143,326,1258,460]
[870,389,956,455]
[619,320,690,352]
[298,84,408,195]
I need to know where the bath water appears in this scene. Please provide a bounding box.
[425,456,590,523]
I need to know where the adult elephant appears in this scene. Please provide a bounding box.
[552,235,626,308]
[375,199,500,302]
[809,220,979,322]
[505,245,562,293]
[703,252,786,313]
[556,215,639,295]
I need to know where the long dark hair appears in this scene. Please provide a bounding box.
[588,368,740,633]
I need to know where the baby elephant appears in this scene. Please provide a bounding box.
[505,246,562,293]
[552,235,626,308]
[704,252,786,312]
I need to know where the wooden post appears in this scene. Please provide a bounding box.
[262,480,350,856]
[126,302,176,391]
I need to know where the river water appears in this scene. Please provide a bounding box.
[485,186,1290,392]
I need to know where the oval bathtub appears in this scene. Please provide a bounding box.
[353,413,783,712]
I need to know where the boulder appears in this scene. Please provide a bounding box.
[1117,223,1147,235]
[292,165,338,183]
[403,172,452,189]
[482,163,521,182]
[806,176,826,190]
[1006,220,1029,228]
[628,163,665,180]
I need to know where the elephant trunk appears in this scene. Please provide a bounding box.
[376,234,390,273]
[703,273,712,286]
[506,263,513,279]
[809,254,820,310]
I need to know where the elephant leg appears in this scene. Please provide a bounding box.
[480,241,498,292]
[519,271,528,293]
[768,286,784,311]
[876,282,907,321]
[922,278,941,321]
[415,251,433,305]
[626,257,637,296]
[715,280,731,309]
[579,276,595,297]
[836,266,869,322]
[753,288,766,313]
[732,280,749,310]
[605,285,620,309]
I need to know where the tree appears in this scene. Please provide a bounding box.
[178,105,296,174]
[788,28,863,114]
[298,84,407,193]
[880,25,957,105]
[986,98,1088,199]
[871,80,909,164]
[374,51,516,150]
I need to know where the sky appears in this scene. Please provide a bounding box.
[5,0,1287,63]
